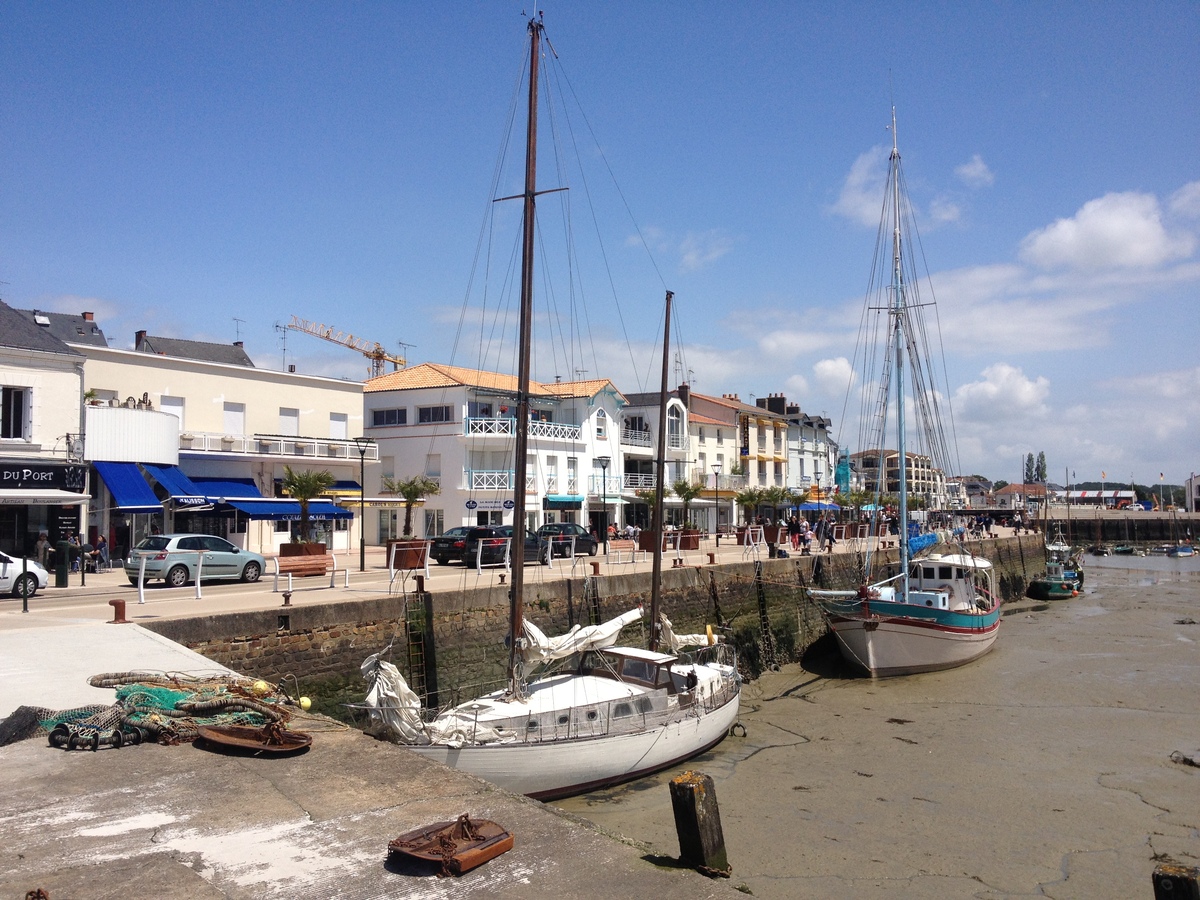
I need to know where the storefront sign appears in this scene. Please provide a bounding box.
[0,463,87,492]
[465,499,516,511]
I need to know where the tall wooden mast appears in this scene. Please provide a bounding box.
[647,289,674,652]
[507,14,543,695]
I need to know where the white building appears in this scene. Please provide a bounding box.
[0,301,89,558]
[12,308,373,560]
[363,363,625,538]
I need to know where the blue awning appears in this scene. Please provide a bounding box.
[543,494,584,510]
[225,499,353,521]
[94,462,162,514]
[142,464,209,508]
[192,477,263,500]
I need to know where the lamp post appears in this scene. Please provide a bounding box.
[597,456,610,555]
[352,436,374,572]
[711,462,722,547]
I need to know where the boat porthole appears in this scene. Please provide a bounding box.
[586,710,597,721]
[526,720,539,731]
[557,715,569,726]
[926,599,933,606]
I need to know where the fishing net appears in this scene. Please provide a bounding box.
[1,671,297,750]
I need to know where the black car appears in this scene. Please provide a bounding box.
[429,526,472,565]
[536,522,599,557]
[462,525,548,568]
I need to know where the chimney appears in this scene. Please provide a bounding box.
[766,393,787,415]
[135,330,147,350]
[82,312,94,321]
[234,341,244,348]
[677,383,690,407]
[722,393,740,402]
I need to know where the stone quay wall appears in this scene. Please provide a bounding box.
[143,534,1045,700]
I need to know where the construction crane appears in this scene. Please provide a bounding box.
[287,316,406,378]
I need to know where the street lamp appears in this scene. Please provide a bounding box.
[711,462,722,547]
[352,436,374,572]
[596,456,611,555]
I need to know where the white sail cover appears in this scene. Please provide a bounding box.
[360,651,428,743]
[520,606,644,666]
[658,614,718,653]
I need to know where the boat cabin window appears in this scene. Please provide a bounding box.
[938,565,953,580]
[620,659,654,683]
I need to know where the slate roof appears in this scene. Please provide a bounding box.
[135,334,255,367]
[11,308,109,347]
[0,300,82,356]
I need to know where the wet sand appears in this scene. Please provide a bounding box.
[554,558,1200,899]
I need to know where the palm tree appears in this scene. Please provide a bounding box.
[671,478,706,529]
[383,474,442,537]
[281,466,336,542]
[734,486,766,524]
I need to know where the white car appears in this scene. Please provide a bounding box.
[0,551,49,598]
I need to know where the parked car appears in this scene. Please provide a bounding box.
[429,526,472,565]
[536,522,599,557]
[125,534,265,587]
[462,525,548,568]
[0,551,49,598]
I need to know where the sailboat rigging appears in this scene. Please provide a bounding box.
[359,14,739,800]
[812,109,1001,676]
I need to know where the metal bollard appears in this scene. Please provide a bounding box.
[415,575,425,593]
[590,561,601,576]
[281,590,292,607]
[108,599,128,624]
[707,552,716,565]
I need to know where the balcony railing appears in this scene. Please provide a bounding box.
[467,469,514,490]
[179,431,378,460]
[621,427,652,447]
[588,474,624,496]
[623,473,657,491]
[465,417,582,441]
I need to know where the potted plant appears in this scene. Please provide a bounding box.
[382,473,441,567]
[671,478,706,550]
[280,465,335,554]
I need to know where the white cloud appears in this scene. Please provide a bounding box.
[830,146,887,227]
[1169,180,1200,218]
[928,196,961,225]
[1018,191,1196,270]
[953,363,1051,422]
[955,154,994,188]
[813,356,853,394]
[678,230,734,273]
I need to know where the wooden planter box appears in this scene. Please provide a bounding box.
[280,542,327,557]
[678,530,702,551]
[388,540,428,569]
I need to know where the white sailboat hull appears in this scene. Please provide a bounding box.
[828,610,1000,677]
[409,691,740,800]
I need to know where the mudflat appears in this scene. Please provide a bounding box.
[555,558,1200,899]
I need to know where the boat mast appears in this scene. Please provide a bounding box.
[890,107,910,590]
[507,14,543,695]
[647,290,673,652]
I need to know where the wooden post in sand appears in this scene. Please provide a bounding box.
[669,771,730,877]
[1153,863,1200,899]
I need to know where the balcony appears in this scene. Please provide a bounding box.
[623,473,657,492]
[588,474,624,496]
[466,469,514,490]
[465,417,582,442]
[179,431,378,461]
[621,427,652,448]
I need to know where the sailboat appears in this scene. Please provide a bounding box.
[812,110,1001,676]
[359,15,739,800]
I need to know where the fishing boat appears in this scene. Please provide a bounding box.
[811,110,1000,676]
[358,15,739,800]
[1026,523,1082,600]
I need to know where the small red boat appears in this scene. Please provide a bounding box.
[387,814,514,877]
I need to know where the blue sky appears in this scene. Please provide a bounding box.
[3,2,1198,485]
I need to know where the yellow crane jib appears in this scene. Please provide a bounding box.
[287,316,406,378]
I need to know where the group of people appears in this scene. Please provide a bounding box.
[33,532,109,572]
[604,522,642,540]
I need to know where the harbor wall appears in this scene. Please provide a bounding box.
[143,534,1046,701]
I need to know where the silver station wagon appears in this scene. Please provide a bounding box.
[125,534,265,587]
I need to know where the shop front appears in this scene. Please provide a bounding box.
[0,461,89,558]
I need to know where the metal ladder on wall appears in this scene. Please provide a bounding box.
[405,598,427,700]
